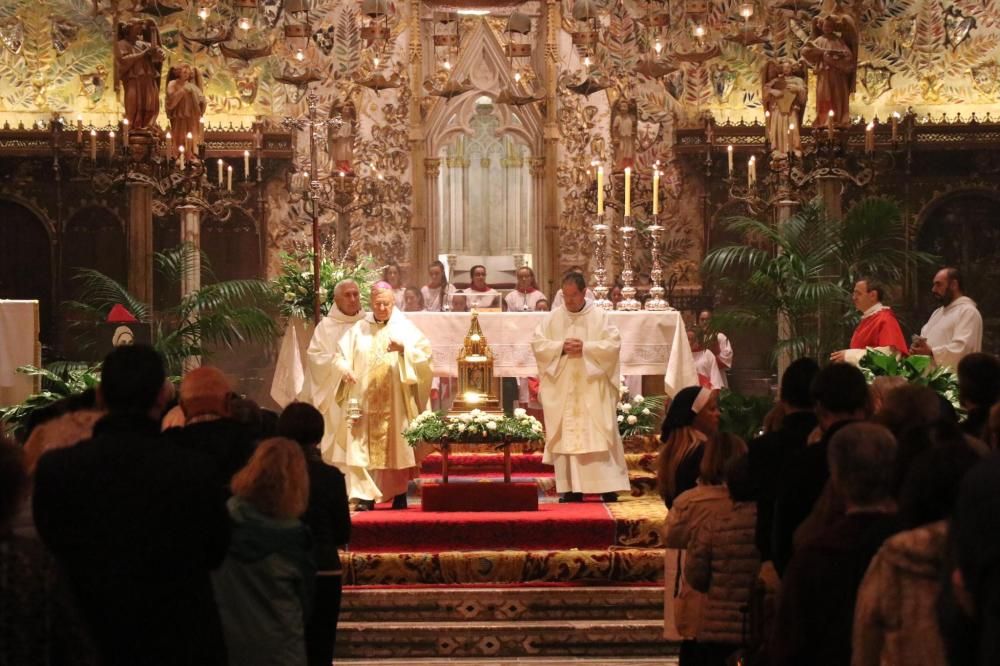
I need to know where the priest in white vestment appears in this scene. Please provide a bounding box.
[333,282,433,510]
[301,280,366,466]
[911,267,983,370]
[531,272,631,503]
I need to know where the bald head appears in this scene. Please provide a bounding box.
[179,366,233,419]
[333,279,361,316]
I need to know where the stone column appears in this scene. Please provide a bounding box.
[408,0,429,273]
[425,157,441,259]
[126,181,154,306]
[178,204,201,372]
[541,0,561,295]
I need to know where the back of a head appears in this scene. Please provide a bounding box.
[898,426,983,529]
[870,376,908,412]
[828,422,897,507]
[726,453,755,502]
[0,435,27,532]
[781,357,820,410]
[179,366,233,419]
[230,396,262,432]
[811,362,870,416]
[660,386,702,441]
[699,432,748,485]
[277,402,324,448]
[876,383,942,439]
[230,437,309,519]
[100,345,166,414]
[958,352,1000,408]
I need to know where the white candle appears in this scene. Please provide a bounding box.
[747,156,756,188]
[865,122,875,154]
[186,131,193,155]
[624,167,631,217]
[165,131,174,158]
[178,144,185,170]
[76,116,83,144]
[108,130,115,158]
[217,159,224,186]
[597,166,604,215]
[227,165,233,191]
[244,150,250,180]
[827,109,835,138]
[89,129,96,161]
[122,118,129,145]
[727,144,733,176]
[652,168,660,215]
[891,112,900,142]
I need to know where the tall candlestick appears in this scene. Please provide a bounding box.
[89,129,97,161]
[244,150,250,180]
[624,167,631,217]
[652,168,660,215]
[227,165,233,191]
[122,118,129,145]
[727,144,733,177]
[178,145,185,170]
[108,130,115,158]
[597,166,604,215]
[217,159,224,186]
[76,116,83,144]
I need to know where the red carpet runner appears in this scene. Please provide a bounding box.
[349,502,617,552]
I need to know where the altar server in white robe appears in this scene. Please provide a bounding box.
[301,279,365,466]
[532,272,631,503]
[333,282,433,510]
[911,267,983,370]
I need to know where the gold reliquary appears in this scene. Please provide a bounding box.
[449,309,502,415]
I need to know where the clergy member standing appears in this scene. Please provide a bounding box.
[911,267,982,370]
[301,279,366,466]
[532,272,631,503]
[830,278,909,365]
[698,309,733,388]
[334,282,433,510]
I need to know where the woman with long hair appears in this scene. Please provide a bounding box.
[420,260,456,312]
[658,386,721,508]
[213,437,315,666]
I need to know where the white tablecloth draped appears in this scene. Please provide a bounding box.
[0,300,41,407]
[271,310,698,401]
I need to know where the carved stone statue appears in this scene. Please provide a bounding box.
[115,18,164,130]
[329,102,356,174]
[799,0,858,128]
[166,64,206,151]
[761,58,807,157]
[611,98,636,169]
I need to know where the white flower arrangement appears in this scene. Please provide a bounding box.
[403,409,545,445]
[616,391,666,439]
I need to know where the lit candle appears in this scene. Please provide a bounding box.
[165,131,174,158]
[178,144,185,170]
[827,109,835,138]
[186,131,193,155]
[227,165,233,191]
[891,112,900,142]
[652,168,660,215]
[727,144,733,176]
[624,166,631,217]
[89,129,97,161]
[865,121,875,154]
[217,159,224,186]
[108,130,115,158]
[122,118,129,145]
[243,150,250,180]
[76,115,82,144]
[747,156,756,188]
[597,165,604,215]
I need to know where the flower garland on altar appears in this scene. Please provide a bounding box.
[617,383,666,439]
[403,408,545,446]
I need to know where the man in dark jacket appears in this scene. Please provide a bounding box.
[165,365,257,495]
[748,358,819,564]
[771,362,870,575]
[769,422,899,666]
[33,345,230,666]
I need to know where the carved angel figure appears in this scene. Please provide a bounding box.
[761,58,807,157]
[799,0,857,128]
[166,63,207,151]
[116,18,164,130]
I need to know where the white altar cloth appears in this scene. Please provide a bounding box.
[271,310,698,401]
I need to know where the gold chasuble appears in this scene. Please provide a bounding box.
[333,311,433,502]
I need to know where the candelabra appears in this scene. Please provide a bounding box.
[590,215,613,310]
[617,217,641,311]
[644,218,671,310]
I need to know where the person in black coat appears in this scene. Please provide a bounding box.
[277,402,352,666]
[33,345,231,666]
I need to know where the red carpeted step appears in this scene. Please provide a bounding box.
[349,502,617,553]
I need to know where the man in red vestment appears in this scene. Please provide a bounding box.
[831,279,909,364]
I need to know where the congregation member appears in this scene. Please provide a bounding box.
[213,437,315,666]
[420,259,457,312]
[531,271,630,503]
[462,264,501,309]
[301,279,366,468]
[831,278,909,364]
[957,352,1000,441]
[550,266,595,309]
[33,345,230,666]
[403,285,425,311]
[657,386,721,507]
[277,403,351,666]
[382,261,406,309]
[688,329,725,390]
[165,366,257,495]
[334,281,433,510]
[911,267,983,369]
[504,265,547,311]
[770,423,899,666]
[698,309,733,388]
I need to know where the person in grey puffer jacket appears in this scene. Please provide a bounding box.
[685,454,760,666]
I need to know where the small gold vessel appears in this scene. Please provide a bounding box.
[449,309,502,415]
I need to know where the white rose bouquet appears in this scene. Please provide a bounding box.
[403,408,545,445]
[616,391,666,439]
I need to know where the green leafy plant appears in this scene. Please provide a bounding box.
[718,389,775,441]
[0,362,101,440]
[858,348,960,411]
[616,387,666,439]
[702,197,937,365]
[403,408,545,446]
[271,247,380,320]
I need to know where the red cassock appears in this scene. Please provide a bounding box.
[850,308,909,355]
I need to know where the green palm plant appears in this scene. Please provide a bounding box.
[702,196,937,365]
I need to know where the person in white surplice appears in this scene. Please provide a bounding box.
[301,279,366,467]
[531,272,631,503]
[333,281,433,511]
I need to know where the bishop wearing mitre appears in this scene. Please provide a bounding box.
[333,281,433,510]
[532,272,631,503]
[301,279,366,469]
